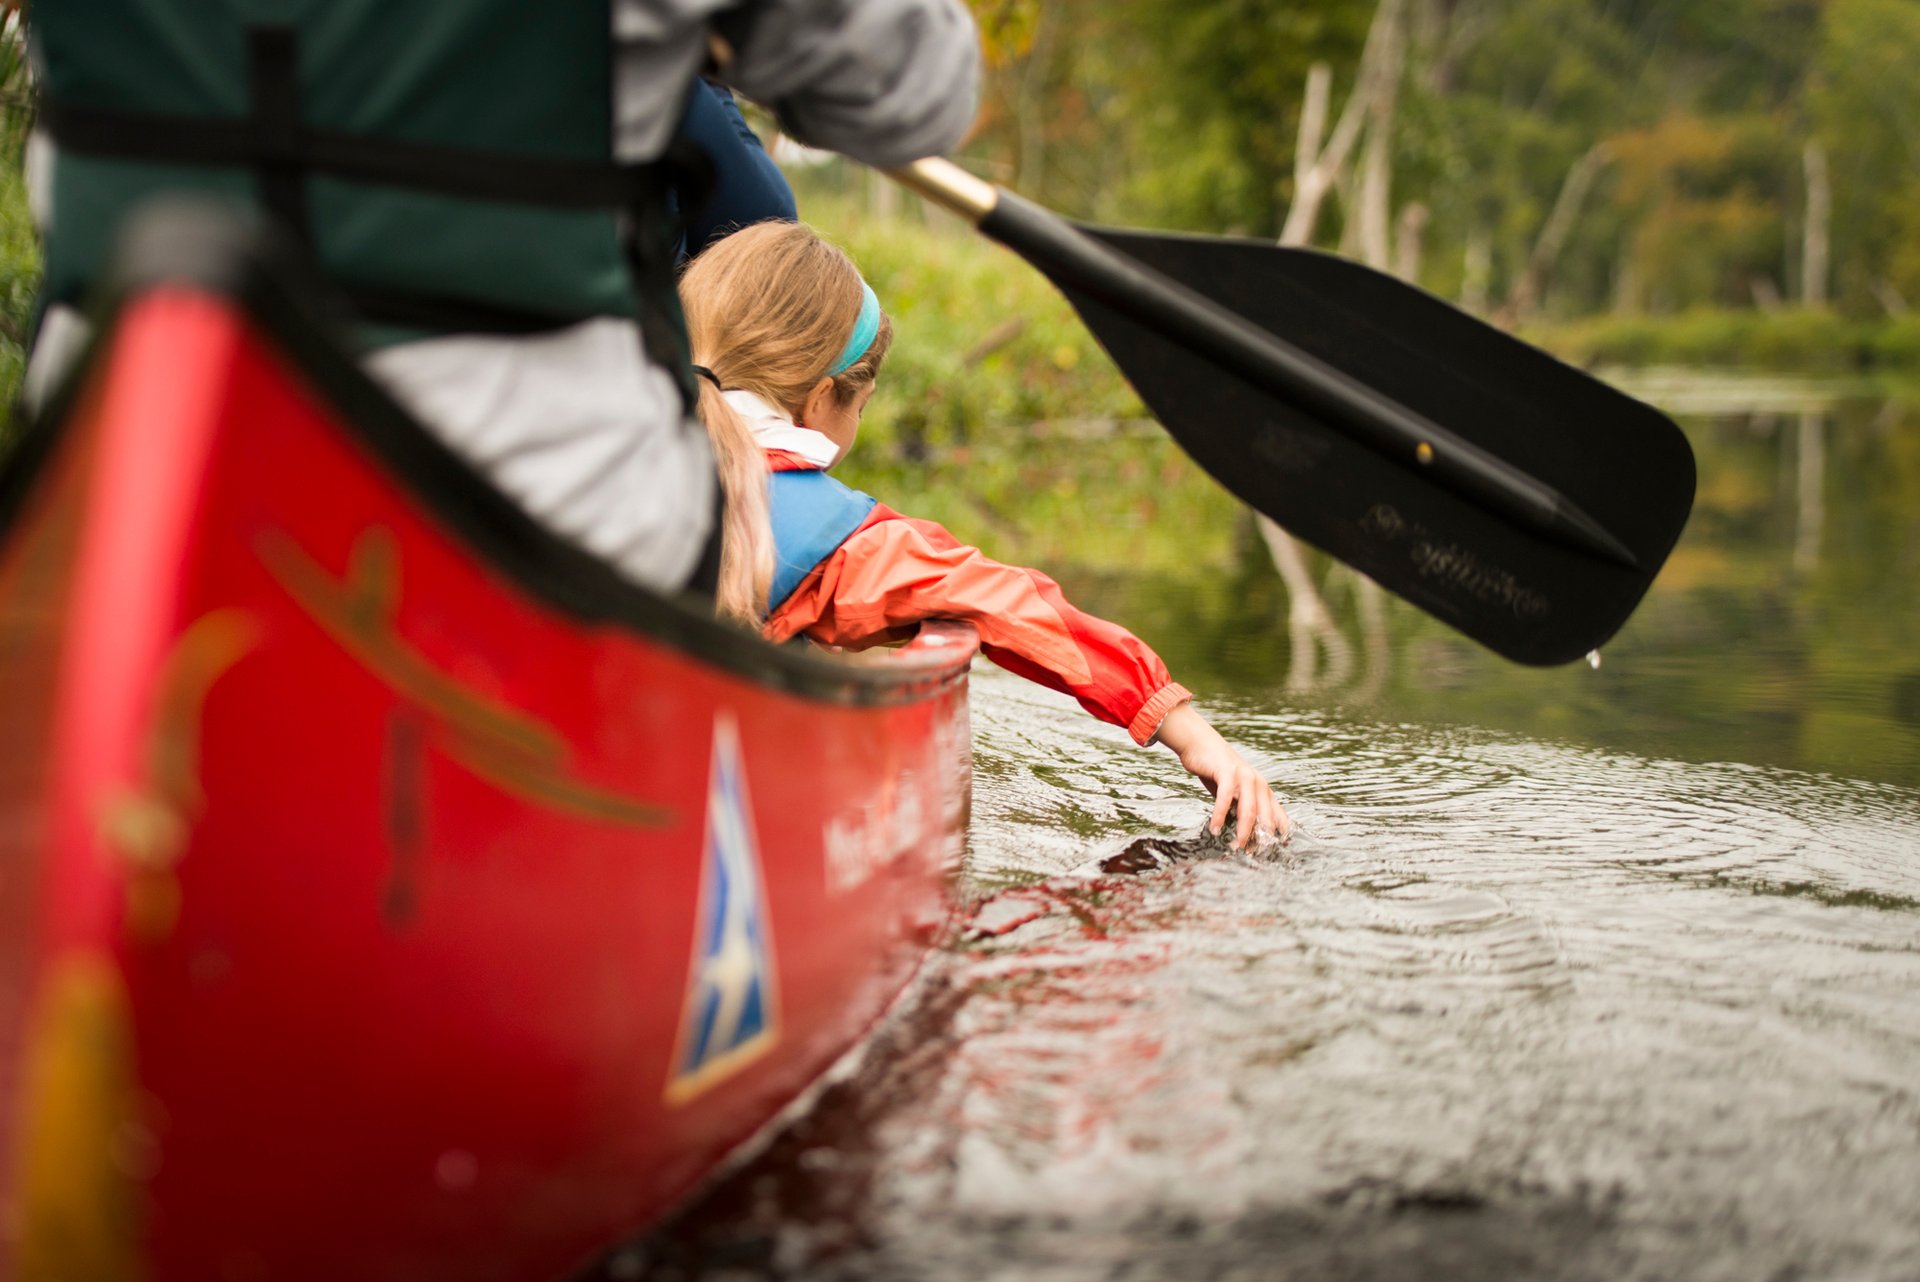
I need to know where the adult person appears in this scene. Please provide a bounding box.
[672,78,797,262]
[21,1,978,598]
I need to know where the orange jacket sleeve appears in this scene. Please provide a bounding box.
[766,505,1192,744]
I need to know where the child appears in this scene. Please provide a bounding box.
[681,222,1288,850]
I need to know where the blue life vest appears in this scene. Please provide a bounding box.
[767,469,878,611]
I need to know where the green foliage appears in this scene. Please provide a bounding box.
[0,156,38,330]
[956,0,1908,327]
[1603,111,1796,312]
[839,432,1243,577]
[0,12,30,163]
[0,162,33,439]
[789,176,1140,459]
[1811,0,1920,309]
[1526,306,1898,372]
[960,0,1366,232]
[1871,317,1920,369]
[966,0,1044,67]
[1101,0,1367,234]
[0,13,35,441]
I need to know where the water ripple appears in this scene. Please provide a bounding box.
[627,669,1920,1282]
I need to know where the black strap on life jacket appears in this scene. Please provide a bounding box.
[38,98,668,211]
[247,28,314,250]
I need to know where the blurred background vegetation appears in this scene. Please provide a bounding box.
[0,11,35,418]
[950,0,1920,354]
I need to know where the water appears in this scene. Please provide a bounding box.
[614,383,1920,1279]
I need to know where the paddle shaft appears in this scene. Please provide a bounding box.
[886,158,1638,570]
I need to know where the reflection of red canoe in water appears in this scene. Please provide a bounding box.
[0,209,977,1282]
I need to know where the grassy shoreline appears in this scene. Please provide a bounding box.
[1523,307,1920,376]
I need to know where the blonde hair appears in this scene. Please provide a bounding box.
[680,221,893,625]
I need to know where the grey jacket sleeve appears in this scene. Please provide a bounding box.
[721,0,981,168]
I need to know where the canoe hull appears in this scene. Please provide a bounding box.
[0,231,975,1282]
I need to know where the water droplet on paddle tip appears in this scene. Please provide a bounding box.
[1587,649,1602,670]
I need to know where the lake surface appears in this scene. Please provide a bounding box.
[616,381,1920,1279]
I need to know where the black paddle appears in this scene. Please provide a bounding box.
[886,158,1696,667]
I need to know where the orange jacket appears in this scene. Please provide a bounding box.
[763,453,1191,744]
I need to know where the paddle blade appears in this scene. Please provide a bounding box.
[1059,225,1695,666]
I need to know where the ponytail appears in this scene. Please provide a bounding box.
[695,377,774,626]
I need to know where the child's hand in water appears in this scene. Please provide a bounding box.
[1152,703,1289,850]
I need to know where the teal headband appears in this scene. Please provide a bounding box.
[826,281,880,377]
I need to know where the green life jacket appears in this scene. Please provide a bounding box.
[35,0,692,379]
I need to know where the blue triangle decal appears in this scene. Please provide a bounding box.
[666,715,779,1102]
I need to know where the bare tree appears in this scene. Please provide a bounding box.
[1794,412,1825,574]
[1394,202,1430,284]
[1802,140,1830,308]
[1502,141,1611,324]
[1260,0,1409,696]
[1355,4,1406,272]
[1461,226,1492,313]
[1013,4,1056,199]
[1258,516,1354,694]
[1869,280,1909,318]
[1279,0,1408,249]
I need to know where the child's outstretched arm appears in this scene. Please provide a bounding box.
[1151,703,1290,849]
[769,507,1289,849]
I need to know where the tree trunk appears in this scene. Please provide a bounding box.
[1358,113,1394,270]
[1260,0,1414,690]
[1461,225,1492,313]
[1802,139,1831,308]
[1337,168,1365,258]
[1279,0,1407,249]
[1258,0,1422,690]
[1280,61,1340,247]
[1287,60,1333,216]
[1353,577,1390,701]
[1394,201,1430,283]
[1258,515,1354,693]
[1612,234,1643,314]
[868,167,898,221]
[1356,0,1406,272]
[1794,412,1825,574]
[1503,142,1609,323]
[1014,5,1056,200]
[1870,279,1910,318]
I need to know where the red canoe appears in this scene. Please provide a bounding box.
[0,209,978,1282]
